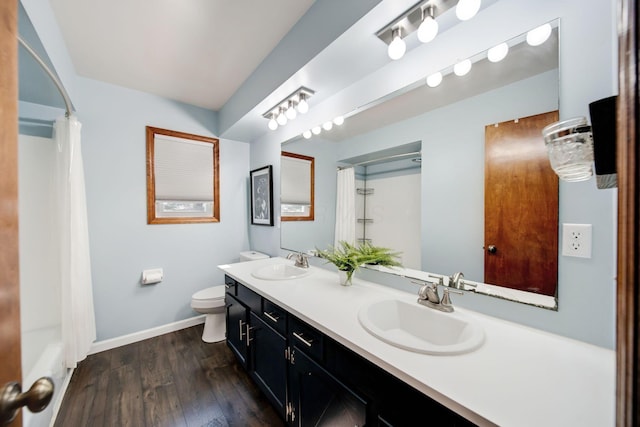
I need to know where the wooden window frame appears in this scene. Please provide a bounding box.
[146,126,220,224]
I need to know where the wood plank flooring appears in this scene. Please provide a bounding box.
[54,324,285,427]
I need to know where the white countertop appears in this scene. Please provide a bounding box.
[219,257,615,427]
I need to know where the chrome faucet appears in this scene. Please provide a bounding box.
[414,275,463,313]
[287,252,309,268]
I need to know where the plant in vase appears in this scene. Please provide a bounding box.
[316,241,402,286]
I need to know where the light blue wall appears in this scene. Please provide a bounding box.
[76,77,250,340]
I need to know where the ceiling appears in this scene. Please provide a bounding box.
[49,0,316,111]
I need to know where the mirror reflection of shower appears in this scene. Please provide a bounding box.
[345,143,422,269]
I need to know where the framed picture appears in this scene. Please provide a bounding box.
[250,165,274,226]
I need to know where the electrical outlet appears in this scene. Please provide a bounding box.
[562,223,592,258]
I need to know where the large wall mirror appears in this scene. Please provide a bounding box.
[146,126,220,224]
[281,20,560,309]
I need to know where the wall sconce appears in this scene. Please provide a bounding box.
[376,0,481,61]
[542,117,594,182]
[263,87,314,131]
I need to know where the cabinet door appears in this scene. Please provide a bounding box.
[249,312,288,419]
[226,293,249,368]
[288,347,367,427]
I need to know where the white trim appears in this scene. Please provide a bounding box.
[49,368,73,427]
[88,315,205,355]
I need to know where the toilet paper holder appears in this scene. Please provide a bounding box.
[141,268,163,285]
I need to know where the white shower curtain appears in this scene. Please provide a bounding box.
[54,115,96,368]
[334,167,356,247]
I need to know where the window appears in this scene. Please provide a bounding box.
[146,126,220,224]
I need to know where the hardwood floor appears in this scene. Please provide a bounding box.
[54,325,285,427]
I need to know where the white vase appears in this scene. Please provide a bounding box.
[338,270,353,286]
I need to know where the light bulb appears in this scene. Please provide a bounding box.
[487,42,509,62]
[417,15,438,43]
[297,98,309,114]
[323,121,333,131]
[302,130,312,139]
[268,117,278,131]
[456,0,481,21]
[333,116,344,126]
[285,102,297,120]
[276,110,288,126]
[426,72,443,88]
[387,29,406,60]
[312,126,321,135]
[453,59,472,76]
[526,23,552,46]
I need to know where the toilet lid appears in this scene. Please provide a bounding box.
[192,286,225,301]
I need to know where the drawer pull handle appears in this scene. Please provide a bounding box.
[225,284,230,289]
[246,324,255,347]
[263,311,280,323]
[293,332,314,347]
[239,319,246,341]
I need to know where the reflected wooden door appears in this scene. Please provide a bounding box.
[0,0,23,426]
[484,111,559,295]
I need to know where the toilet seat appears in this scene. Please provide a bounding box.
[191,286,225,310]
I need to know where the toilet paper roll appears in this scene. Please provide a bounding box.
[142,268,163,285]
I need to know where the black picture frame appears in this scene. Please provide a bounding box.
[250,165,274,226]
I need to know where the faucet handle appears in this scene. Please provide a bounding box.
[440,287,464,311]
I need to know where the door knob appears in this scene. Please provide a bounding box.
[0,377,54,424]
[487,245,497,254]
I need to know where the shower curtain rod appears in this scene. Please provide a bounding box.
[338,151,421,169]
[18,35,73,117]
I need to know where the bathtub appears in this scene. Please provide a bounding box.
[21,327,71,427]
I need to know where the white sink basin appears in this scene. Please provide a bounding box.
[251,264,311,280]
[358,299,484,355]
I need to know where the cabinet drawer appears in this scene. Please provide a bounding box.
[261,300,287,335]
[289,316,324,362]
[224,275,237,295]
[237,283,262,313]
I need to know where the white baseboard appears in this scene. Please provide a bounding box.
[88,315,206,355]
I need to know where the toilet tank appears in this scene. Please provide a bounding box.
[239,251,269,262]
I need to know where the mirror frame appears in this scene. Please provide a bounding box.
[281,151,315,222]
[146,126,220,224]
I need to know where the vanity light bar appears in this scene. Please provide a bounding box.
[375,0,454,46]
[263,87,315,131]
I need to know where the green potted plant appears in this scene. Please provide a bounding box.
[316,241,402,286]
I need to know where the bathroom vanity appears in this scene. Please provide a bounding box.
[220,257,615,426]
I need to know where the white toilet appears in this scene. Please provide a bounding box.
[191,251,269,342]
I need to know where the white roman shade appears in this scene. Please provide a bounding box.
[154,135,214,201]
[281,155,311,204]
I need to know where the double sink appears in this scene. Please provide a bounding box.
[250,262,484,355]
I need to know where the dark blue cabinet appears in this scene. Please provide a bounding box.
[249,311,288,418]
[288,345,367,426]
[224,275,477,427]
[225,293,249,368]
